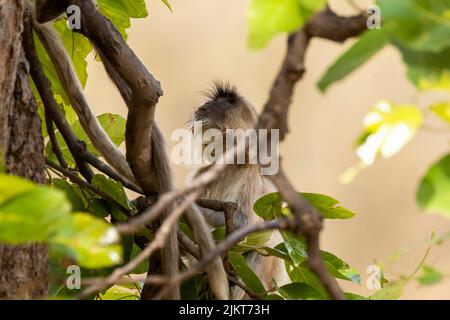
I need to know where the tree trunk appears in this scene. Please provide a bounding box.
[0,0,48,299]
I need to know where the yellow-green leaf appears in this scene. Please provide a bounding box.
[356,101,423,165]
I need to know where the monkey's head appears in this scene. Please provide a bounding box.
[193,82,258,133]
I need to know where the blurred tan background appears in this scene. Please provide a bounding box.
[84,0,450,299]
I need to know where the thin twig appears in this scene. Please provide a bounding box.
[44,113,68,169]
[46,159,131,216]
[152,219,290,299]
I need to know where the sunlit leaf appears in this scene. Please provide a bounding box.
[161,0,173,12]
[0,188,71,243]
[247,0,326,49]
[417,265,444,286]
[370,282,404,300]
[100,284,140,300]
[51,213,123,268]
[430,102,450,124]
[356,101,423,165]
[321,251,360,284]
[0,174,37,205]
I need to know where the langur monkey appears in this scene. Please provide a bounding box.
[190,82,286,299]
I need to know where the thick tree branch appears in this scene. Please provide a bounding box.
[254,8,367,300]
[68,0,162,194]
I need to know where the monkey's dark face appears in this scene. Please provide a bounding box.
[193,82,258,133]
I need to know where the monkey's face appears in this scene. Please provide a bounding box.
[193,82,258,133]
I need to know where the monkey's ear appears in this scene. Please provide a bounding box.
[35,0,68,23]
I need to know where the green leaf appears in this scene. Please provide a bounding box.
[345,293,368,300]
[122,0,148,18]
[33,20,92,111]
[161,0,173,12]
[0,188,71,243]
[54,20,92,89]
[128,243,149,274]
[46,113,126,166]
[51,212,123,268]
[377,0,450,53]
[34,33,69,107]
[238,231,273,251]
[0,174,37,205]
[52,179,86,212]
[370,282,404,300]
[318,29,389,92]
[430,101,450,124]
[321,251,361,284]
[92,174,134,212]
[97,0,148,39]
[356,101,423,165]
[281,232,307,267]
[277,237,360,284]
[253,192,282,220]
[417,265,444,286]
[89,198,111,218]
[417,154,450,218]
[278,282,323,300]
[303,193,356,219]
[228,251,266,294]
[100,284,140,300]
[398,44,450,91]
[247,0,326,49]
[253,192,355,220]
[180,274,204,300]
[285,262,327,299]
[259,245,292,262]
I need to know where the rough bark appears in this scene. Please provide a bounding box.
[0,0,48,299]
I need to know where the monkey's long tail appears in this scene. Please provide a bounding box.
[185,205,230,300]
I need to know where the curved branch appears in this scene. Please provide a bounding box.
[31,20,135,182]
[23,16,142,192]
[68,0,162,194]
